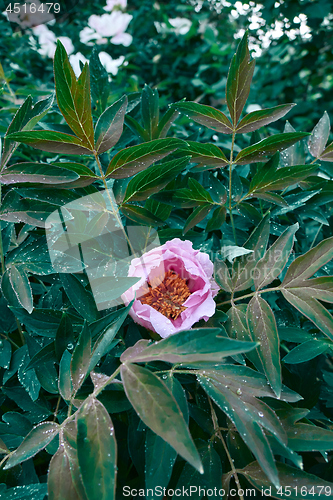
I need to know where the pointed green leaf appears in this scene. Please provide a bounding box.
[235,133,310,164]
[183,204,213,234]
[320,141,333,161]
[283,339,329,364]
[48,441,87,500]
[0,163,80,185]
[124,156,189,202]
[141,84,159,140]
[206,206,226,232]
[240,461,333,500]
[121,363,203,473]
[77,398,117,500]
[308,111,330,158]
[106,138,185,178]
[254,223,299,290]
[282,236,333,287]
[231,214,270,292]
[60,274,99,323]
[95,96,127,154]
[178,141,228,169]
[281,288,333,341]
[171,101,233,134]
[254,192,289,207]
[70,322,91,394]
[157,107,180,138]
[54,41,94,148]
[198,373,280,488]
[8,265,33,313]
[90,48,110,114]
[226,32,255,125]
[247,296,282,398]
[120,204,164,225]
[6,130,94,155]
[249,164,318,193]
[236,104,295,134]
[4,422,60,469]
[120,328,258,364]
[59,350,73,401]
[55,313,75,361]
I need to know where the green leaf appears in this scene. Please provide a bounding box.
[90,48,110,114]
[124,156,189,202]
[4,422,60,469]
[226,32,255,125]
[6,130,94,155]
[254,192,289,207]
[308,111,330,158]
[55,313,75,361]
[88,301,131,372]
[6,236,53,275]
[214,259,232,292]
[240,461,333,500]
[60,274,99,323]
[1,94,54,168]
[174,178,214,208]
[70,322,91,394]
[281,288,333,341]
[106,138,185,178]
[141,84,159,140]
[226,304,264,371]
[253,223,299,290]
[206,206,226,232]
[320,141,333,161]
[0,338,12,369]
[157,107,180,138]
[25,341,56,370]
[231,214,271,292]
[120,328,258,364]
[249,163,318,193]
[171,101,233,134]
[77,398,117,500]
[282,236,333,287]
[8,265,33,313]
[247,296,282,398]
[283,339,330,364]
[145,431,177,499]
[121,363,203,473]
[0,162,80,185]
[95,96,127,154]
[120,204,164,225]
[183,204,213,234]
[178,141,228,169]
[198,373,280,488]
[48,441,87,500]
[174,440,222,498]
[278,410,333,452]
[54,41,94,148]
[235,133,310,164]
[0,485,48,499]
[236,104,295,134]
[59,350,73,401]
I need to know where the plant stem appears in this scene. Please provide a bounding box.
[217,286,280,307]
[0,332,19,349]
[228,131,237,244]
[208,398,244,500]
[53,396,62,422]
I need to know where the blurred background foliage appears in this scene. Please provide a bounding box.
[0,0,332,132]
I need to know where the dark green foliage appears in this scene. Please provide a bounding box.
[0,22,333,500]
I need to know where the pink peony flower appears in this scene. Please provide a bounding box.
[122,238,219,338]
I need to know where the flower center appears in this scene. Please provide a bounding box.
[139,270,191,320]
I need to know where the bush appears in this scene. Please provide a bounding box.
[0,5,333,500]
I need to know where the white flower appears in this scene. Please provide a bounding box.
[168,17,192,35]
[154,17,192,36]
[32,25,74,58]
[69,52,89,77]
[104,0,127,11]
[98,52,125,75]
[79,12,132,47]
